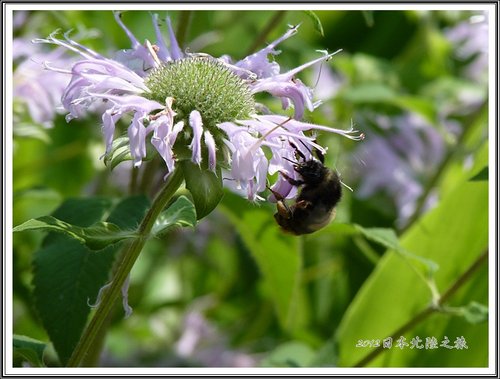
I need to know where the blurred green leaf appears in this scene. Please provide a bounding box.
[361,11,374,27]
[13,123,51,143]
[220,192,305,331]
[152,195,197,236]
[328,177,488,367]
[355,224,439,275]
[181,161,224,220]
[354,225,401,252]
[342,83,397,103]
[13,187,62,226]
[469,166,488,182]
[13,335,47,367]
[262,341,316,367]
[462,301,488,324]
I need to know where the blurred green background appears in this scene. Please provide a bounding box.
[12,9,489,368]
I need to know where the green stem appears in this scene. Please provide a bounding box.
[66,168,184,367]
[353,249,488,367]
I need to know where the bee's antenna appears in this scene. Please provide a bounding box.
[282,156,297,165]
[340,180,354,192]
[297,139,313,155]
[297,138,325,163]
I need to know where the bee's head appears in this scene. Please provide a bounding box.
[294,159,327,184]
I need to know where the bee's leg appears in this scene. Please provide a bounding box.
[279,170,304,186]
[295,199,313,209]
[276,200,293,219]
[267,185,293,219]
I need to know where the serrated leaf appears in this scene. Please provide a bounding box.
[13,335,47,367]
[180,160,224,220]
[32,195,149,365]
[152,195,197,236]
[14,216,135,251]
[302,10,324,36]
[33,239,117,365]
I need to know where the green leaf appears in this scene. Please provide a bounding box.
[180,160,224,219]
[103,136,133,169]
[469,166,488,182]
[462,301,488,324]
[33,239,117,366]
[14,216,134,251]
[13,335,47,367]
[262,341,316,367]
[391,96,438,125]
[219,192,305,331]
[103,135,155,169]
[355,225,401,252]
[302,11,324,36]
[50,197,114,226]
[361,11,374,27]
[32,195,150,365]
[354,224,439,275]
[328,177,488,367]
[152,195,197,236]
[343,83,398,103]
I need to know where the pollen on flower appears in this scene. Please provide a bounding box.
[144,57,256,136]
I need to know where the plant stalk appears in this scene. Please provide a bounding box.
[66,168,184,367]
[353,249,488,367]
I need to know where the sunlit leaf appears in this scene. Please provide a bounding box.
[327,178,488,367]
[14,216,134,251]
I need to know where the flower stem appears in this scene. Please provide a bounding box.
[66,167,184,367]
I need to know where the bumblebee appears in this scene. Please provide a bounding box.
[269,144,342,235]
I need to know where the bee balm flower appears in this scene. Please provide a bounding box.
[35,11,363,201]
